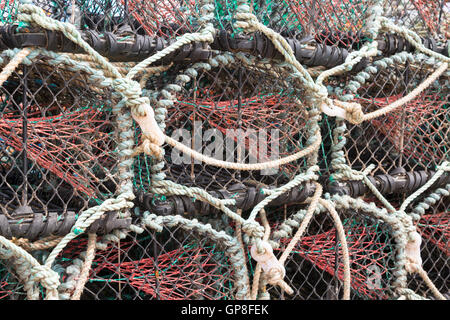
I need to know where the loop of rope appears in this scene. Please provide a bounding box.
[325,62,448,124]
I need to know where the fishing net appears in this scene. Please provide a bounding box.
[0,0,448,300]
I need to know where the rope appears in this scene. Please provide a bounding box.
[0,234,60,299]
[278,183,322,265]
[251,209,270,300]
[318,198,351,300]
[333,163,397,213]
[164,131,321,170]
[235,209,251,299]
[12,235,62,252]
[408,264,447,300]
[327,62,448,124]
[400,161,450,212]
[71,233,97,300]
[0,47,31,86]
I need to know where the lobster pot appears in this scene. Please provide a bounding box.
[254,203,395,300]
[0,0,447,302]
[3,1,447,40]
[0,52,121,240]
[51,217,244,300]
[135,59,314,194]
[255,180,448,300]
[1,0,201,34]
[334,54,449,176]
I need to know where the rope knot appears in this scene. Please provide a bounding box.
[135,136,163,160]
[30,265,60,298]
[321,95,367,123]
[142,212,164,232]
[334,100,364,124]
[112,78,143,104]
[241,220,264,238]
[250,240,294,295]
[234,11,260,31]
[345,104,364,124]
[131,102,166,153]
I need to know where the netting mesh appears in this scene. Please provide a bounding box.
[0,57,118,217]
[59,228,238,300]
[0,0,448,301]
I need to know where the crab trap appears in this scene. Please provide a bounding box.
[0,0,448,300]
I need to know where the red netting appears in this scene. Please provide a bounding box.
[0,104,113,197]
[123,0,197,37]
[0,281,14,299]
[98,246,230,300]
[277,219,392,299]
[0,0,14,9]
[56,235,233,300]
[410,0,447,35]
[364,93,448,164]
[418,212,449,257]
[285,0,367,46]
[172,92,306,159]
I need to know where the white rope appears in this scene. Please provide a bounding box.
[164,131,321,170]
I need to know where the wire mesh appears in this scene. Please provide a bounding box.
[0,0,448,301]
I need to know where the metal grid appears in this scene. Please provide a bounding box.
[0,0,448,300]
[0,56,119,222]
